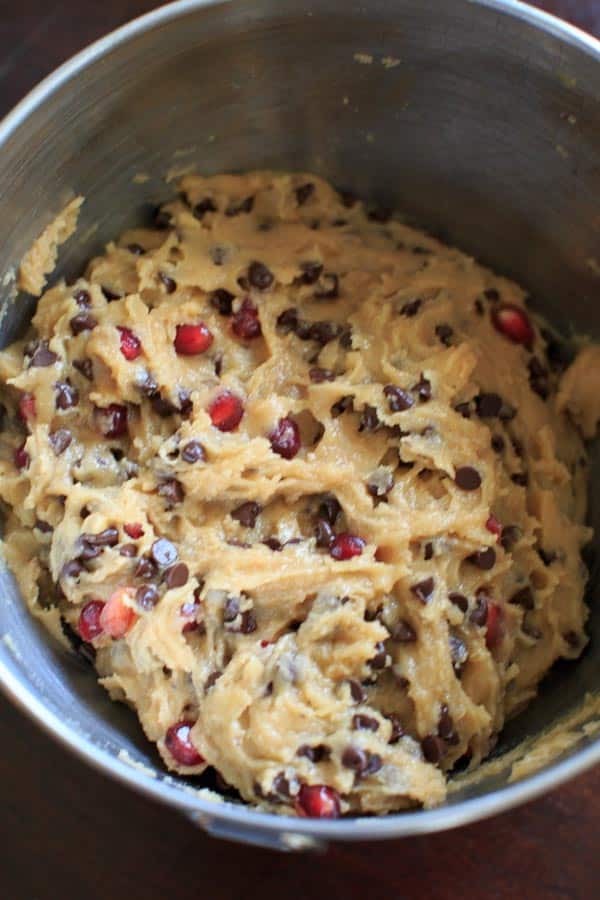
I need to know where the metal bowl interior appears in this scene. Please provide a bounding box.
[1,0,599,850]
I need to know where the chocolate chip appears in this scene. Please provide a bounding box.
[150,538,178,568]
[511,472,528,487]
[468,547,496,570]
[309,366,335,383]
[297,744,331,762]
[400,298,422,317]
[510,586,534,610]
[435,324,453,346]
[390,620,417,642]
[449,592,468,613]
[101,287,121,302]
[411,577,435,603]
[262,538,282,551]
[181,440,206,463]
[315,273,339,300]
[55,381,79,410]
[352,714,379,731]
[276,307,299,334]
[484,288,500,302]
[470,595,489,627]
[412,374,431,402]
[225,195,254,216]
[149,393,175,417]
[348,679,366,703]
[424,542,434,561]
[159,271,177,294]
[49,428,72,456]
[70,313,97,335]
[28,341,58,367]
[120,544,137,557]
[491,434,505,453]
[309,320,341,345]
[369,641,387,669]
[231,501,261,528]
[136,584,159,610]
[475,393,502,418]
[157,478,185,507]
[81,528,119,549]
[387,714,404,744]
[73,358,93,380]
[450,632,468,674]
[193,197,217,219]
[454,402,471,418]
[538,548,557,566]
[60,559,83,580]
[421,734,445,764]
[366,470,394,501]
[315,518,335,548]
[240,610,257,634]
[318,495,342,526]
[500,526,520,551]
[295,182,314,205]
[210,288,235,316]
[165,562,189,589]
[35,519,53,534]
[339,326,353,349]
[331,395,354,417]
[455,466,481,491]
[205,670,222,690]
[298,261,323,285]
[359,404,380,433]
[248,261,274,290]
[135,557,158,579]
[153,207,172,229]
[543,333,574,372]
[223,596,240,622]
[384,384,414,412]
[74,289,91,306]
[438,705,459,745]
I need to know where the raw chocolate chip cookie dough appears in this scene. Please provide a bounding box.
[0,172,595,818]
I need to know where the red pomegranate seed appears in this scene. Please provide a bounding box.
[174,323,213,355]
[95,404,128,438]
[485,514,502,540]
[231,299,262,340]
[295,784,341,819]
[269,417,301,459]
[485,602,503,650]
[330,533,366,561]
[100,587,137,638]
[78,599,106,642]
[14,442,29,470]
[491,304,534,347]
[124,522,144,539]
[208,391,244,431]
[18,392,36,424]
[165,720,204,766]
[118,326,142,361]
[260,639,272,648]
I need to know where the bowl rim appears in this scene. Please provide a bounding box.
[1,0,600,841]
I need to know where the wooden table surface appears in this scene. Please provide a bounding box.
[2,2,600,898]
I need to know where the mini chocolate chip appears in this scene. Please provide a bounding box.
[454,402,472,419]
[348,679,366,703]
[422,734,445,764]
[35,519,53,533]
[29,341,58,367]
[309,366,335,383]
[135,557,158,579]
[248,261,273,290]
[412,374,431,402]
[500,525,520,551]
[352,714,379,732]
[157,478,185,507]
[120,544,137,557]
[491,434,505,453]
[315,273,339,300]
[231,501,261,528]
[510,586,534,609]
[136,584,159,610]
[468,547,496,570]
[319,495,342,525]
[295,182,315,205]
[400,298,422,317]
[55,381,79,410]
[214,355,223,377]
[240,610,257,634]
[364,606,382,622]
[438,704,459,744]
[101,287,121,302]
[297,744,331,763]
[315,518,335,548]
[271,773,292,800]
[81,527,119,548]
[484,288,500,302]
[424,542,434,561]
[70,313,97,335]
[384,384,414,412]
[339,326,353,349]
[449,592,469,613]
[73,358,93,380]
[366,470,394,501]
[205,670,222,690]
[331,395,354,417]
[225,195,254,216]
[262,538,282,551]
[151,538,178,568]
[159,271,177,294]
[193,197,217,219]
[223,596,240,622]
[435,324,453,346]
[387,714,404,744]
[390,620,417,642]
[49,428,72,456]
[364,752,383,775]
[455,466,481,491]
[538,548,557,566]
[165,562,189,589]
[309,320,341,345]
[341,746,368,773]
[359,404,380,433]
[61,559,83,580]
[153,207,172,229]
[411,577,435,603]
[150,393,177,417]
[470,595,489,627]
[276,307,299,334]
[181,440,206,463]
[511,472,528,487]
[475,393,502,418]
[127,242,145,255]
[298,261,323,285]
[210,288,235,316]
[369,641,387,669]
[74,289,91,306]
[450,632,468,674]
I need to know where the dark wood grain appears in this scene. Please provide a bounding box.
[1,3,599,899]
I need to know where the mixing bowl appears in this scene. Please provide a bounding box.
[1,0,599,851]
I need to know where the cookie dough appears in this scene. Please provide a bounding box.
[0,172,594,817]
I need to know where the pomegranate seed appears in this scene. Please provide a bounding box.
[95,404,128,438]
[174,323,213,355]
[485,602,503,650]
[78,599,106,642]
[260,639,272,648]
[14,442,29,470]
[231,299,262,340]
[330,533,366,561]
[124,522,144,539]
[295,784,341,819]
[269,417,301,459]
[118,326,142,361]
[165,720,204,766]
[208,391,244,431]
[18,392,36,424]
[491,304,534,347]
[485,514,502,540]
[100,587,137,638]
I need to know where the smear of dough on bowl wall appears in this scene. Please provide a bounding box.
[0,171,598,819]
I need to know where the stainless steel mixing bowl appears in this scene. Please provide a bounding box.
[1,0,599,851]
